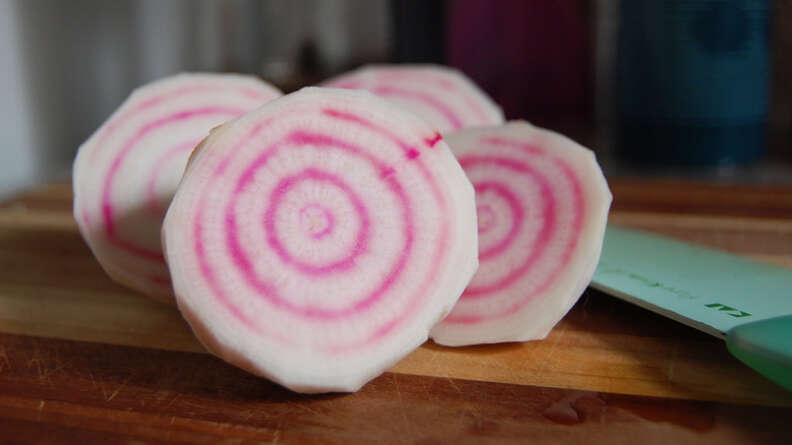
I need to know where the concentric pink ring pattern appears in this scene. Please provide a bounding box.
[190,107,453,352]
[101,106,245,263]
[443,137,585,324]
[322,66,502,132]
[80,78,280,294]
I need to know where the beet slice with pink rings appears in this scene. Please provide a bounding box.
[162,87,479,393]
[73,73,282,303]
[322,65,504,133]
[430,121,612,346]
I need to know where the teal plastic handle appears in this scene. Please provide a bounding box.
[726,315,792,391]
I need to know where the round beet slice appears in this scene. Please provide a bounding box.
[430,121,612,346]
[322,64,503,133]
[73,73,282,303]
[162,87,479,393]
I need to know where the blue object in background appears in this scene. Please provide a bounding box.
[615,0,770,166]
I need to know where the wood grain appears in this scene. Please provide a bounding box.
[2,182,792,442]
[610,178,792,218]
[0,333,790,444]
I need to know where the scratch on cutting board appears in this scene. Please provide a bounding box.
[461,399,484,426]
[536,322,569,375]
[26,345,54,387]
[49,349,67,377]
[287,401,321,417]
[392,374,415,440]
[163,393,181,409]
[106,377,129,402]
[242,409,258,422]
[87,370,98,389]
[152,389,172,402]
[98,375,130,402]
[445,376,483,425]
[271,429,281,445]
[37,400,45,422]
[426,348,441,365]
[0,346,10,372]
[446,376,463,396]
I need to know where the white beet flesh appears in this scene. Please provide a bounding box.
[430,121,612,346]
[163,87,479,393]
[72,73,282,303]
[322,64,504,133]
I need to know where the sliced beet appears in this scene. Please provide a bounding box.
[430,122,612,346]
[322,65,503,132]
[72,73,282,303]
[162,87,479,392]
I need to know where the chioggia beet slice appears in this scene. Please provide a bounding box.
[162,87,479,392]
[73,73,282,303]
[322,64,504,133]
[430,121,612,346]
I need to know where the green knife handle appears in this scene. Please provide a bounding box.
[726,315,792,391]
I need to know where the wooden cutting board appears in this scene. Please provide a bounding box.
[1,180,791,443]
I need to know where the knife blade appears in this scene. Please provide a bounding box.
[591,225,792,391]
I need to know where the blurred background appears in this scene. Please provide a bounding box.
[1,0,790,199]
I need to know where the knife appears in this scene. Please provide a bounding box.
[591,225,792,391]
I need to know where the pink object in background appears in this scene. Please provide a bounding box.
[446,0,591,124]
